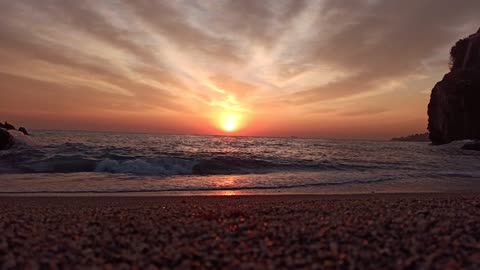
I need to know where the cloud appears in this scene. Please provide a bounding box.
[0,0,478,136]
[44,0,159,63]
[209,74,259,98]
[124,0,244,65]
[285,0,480,104]
[340,107,389,117]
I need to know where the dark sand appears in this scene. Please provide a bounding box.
[1,194,480,269]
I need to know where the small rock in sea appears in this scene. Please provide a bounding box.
[18,127,29,135]
[3,121,15,130]
[0,129,14,150]
[462,141,480,151]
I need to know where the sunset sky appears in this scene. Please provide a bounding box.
[0,0,479,139]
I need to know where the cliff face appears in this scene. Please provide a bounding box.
[428,70,480,144]
[427,29,480,145]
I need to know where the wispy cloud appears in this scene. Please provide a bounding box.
[0,0,478,136]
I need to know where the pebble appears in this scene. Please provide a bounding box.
[0,194,479,269]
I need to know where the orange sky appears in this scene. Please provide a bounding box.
[0,0,479,139]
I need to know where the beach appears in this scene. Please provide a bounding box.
[1,1,480,269]
[1,193,480,269]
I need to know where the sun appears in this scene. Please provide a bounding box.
[223,120,236,132]
[220,113,240,132]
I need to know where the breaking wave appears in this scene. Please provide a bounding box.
[1,130,479,184]
[1,154,352,176]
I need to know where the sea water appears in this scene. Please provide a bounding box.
[0,130,479,194]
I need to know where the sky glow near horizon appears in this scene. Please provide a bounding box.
[0,0,479,138]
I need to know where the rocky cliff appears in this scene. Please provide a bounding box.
[427,28,480,145]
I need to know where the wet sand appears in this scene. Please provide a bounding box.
[1,194,480,269]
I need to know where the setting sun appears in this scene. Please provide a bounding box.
[223,120,236,132]
[220,113,240,132]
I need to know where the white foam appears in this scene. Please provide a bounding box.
[95,158,196,176]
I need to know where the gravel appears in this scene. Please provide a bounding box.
[1,194,480,269]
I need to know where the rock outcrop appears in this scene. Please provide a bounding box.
[18,127,29,135]
[427,28,480,145]
[0,129,13,150]
[4,122,15,130]
[0,121,32,150]
[0,121,31,138]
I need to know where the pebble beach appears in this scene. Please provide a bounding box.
[1,194,480,269]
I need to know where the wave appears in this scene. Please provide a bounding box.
[0,151,359,176]
[2,131,478,177]
[8,156,194,176]
[95,158,195,176]
[0,153,479,178]
[0,137,347,175]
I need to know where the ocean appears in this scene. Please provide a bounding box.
[1,130,479,194]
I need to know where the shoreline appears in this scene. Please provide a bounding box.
[2,193,480,269]
[1,189,480,197]
[2,175,480,196]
